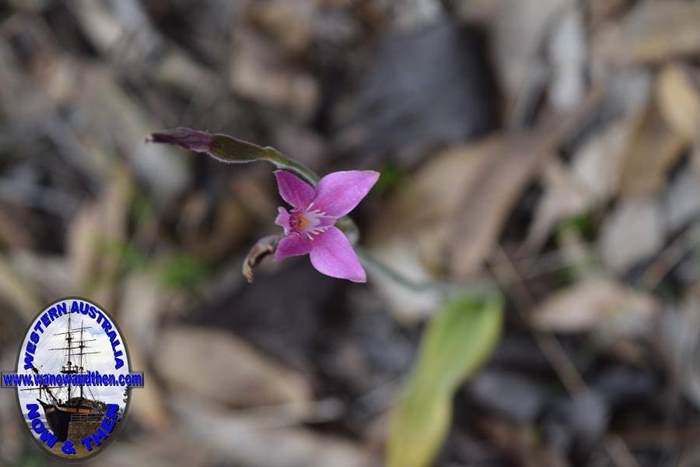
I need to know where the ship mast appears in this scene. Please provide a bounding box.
[49,314,98,404]
[67,313,72,401]
[79,320,85,399]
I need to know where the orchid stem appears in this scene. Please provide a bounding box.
[262,148,319,185]
[355,247,499,298]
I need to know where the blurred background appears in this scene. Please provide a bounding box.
[1,0,700,466]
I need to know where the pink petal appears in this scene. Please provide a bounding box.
[312,170,379,217]
[274,170,316,209]
[275,207,291,235]
[309,226,366,282]
[275,234,313,260]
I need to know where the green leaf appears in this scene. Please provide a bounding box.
[387,293,504,467]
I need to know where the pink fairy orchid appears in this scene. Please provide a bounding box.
[273,170,379,283]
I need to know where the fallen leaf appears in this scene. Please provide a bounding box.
[657,63,700,140]
[170,396,375,467]
[156,326,311,409]
[66,165,133,309]
[230,27,318,119]
[373,142,493,243]
[599,196,664,272]
[372,131,551,282]
[531,277,658,334]
[367,142,494,320]
[248,0,316,54]
[124,338,171,431]
[449,133,549,278]
[525,159,594,250]
[98,431,209,467]
[595,1,700,65]
[526,120,629,249]
[617,99,687,197]
[589,0,633,26]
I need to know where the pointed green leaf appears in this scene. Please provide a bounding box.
[387,293,503,467]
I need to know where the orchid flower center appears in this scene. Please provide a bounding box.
[288,207,331,238]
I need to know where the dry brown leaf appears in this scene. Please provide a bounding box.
[67,205,101,293]
[119,272,163,354]
[589,0,632,26]
[617,99,687,197]
[171,396,375,467]
[67,165,132,308]
[525,159,593,250]
[98,432,208,467]
[599,196,663,272]
[117,273,171,430]
[373,141,493,244]
[248,0,316,53]
[157,326,311,409]
[371,131,549,286]
[449,133,549,278]
[657,63,700,141]
[125,338,171,432]
[531,277,658,334]
[595,1,700,65]
[367,140,494,320]
[526,120,629,249]
[230,27,318,119]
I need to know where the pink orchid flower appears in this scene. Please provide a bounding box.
[273,170,379,283]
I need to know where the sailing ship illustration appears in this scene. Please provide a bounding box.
[24,313,107,442]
